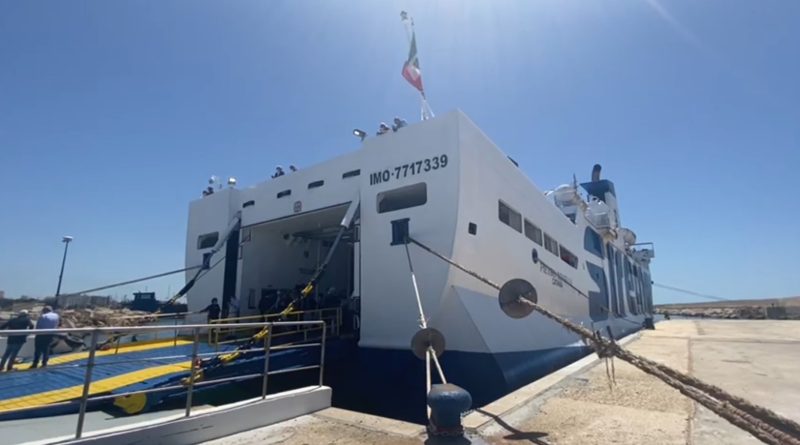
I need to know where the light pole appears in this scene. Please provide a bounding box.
[55,236,74,297]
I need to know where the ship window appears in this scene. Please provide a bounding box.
[197,232,219,250]
[468,222,477,235]
[524,219,543,245]
[277,189,291,199]
[342,169,361,179]
[559,246,579,268]
[543,233,558,255]
[498,201,522,233]
[584,227,604,258]
[377,182,427,213]
[308,180,324,189]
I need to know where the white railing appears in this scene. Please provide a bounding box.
[0,320,326,440]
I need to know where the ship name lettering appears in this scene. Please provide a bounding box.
[370,170,392,185]
[540,264,571,288]
[370,154,448,186]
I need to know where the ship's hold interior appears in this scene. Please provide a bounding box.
[238,203,360,335]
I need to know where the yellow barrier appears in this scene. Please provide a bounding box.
[208,307,341,346]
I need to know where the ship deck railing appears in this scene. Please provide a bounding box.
[0,319,327,441]
[208,306,342,347]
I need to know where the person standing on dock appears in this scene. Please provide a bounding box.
[31,306,60,369]
[0,310,34,371]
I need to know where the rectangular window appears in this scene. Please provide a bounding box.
[277,189,291,198]
[342,169,361,179]
[498,201,522,232]
[197,232,219,249]
[524,219,543,245]
[584,227,604,258]
[543,233,558,255]
[559,246,579,268]
[377,182,427,213]
[308,180,324,189]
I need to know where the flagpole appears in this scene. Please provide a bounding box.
[400,11,434,121]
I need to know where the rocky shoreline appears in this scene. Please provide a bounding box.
[0,306,158,328]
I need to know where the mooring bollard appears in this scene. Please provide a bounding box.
[427,383,472,437]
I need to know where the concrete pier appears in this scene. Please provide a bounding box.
[205,320,800,444]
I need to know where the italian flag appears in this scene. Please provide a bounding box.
[402,32,425,94]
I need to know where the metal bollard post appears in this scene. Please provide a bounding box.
[185,327,200,417]
[214,326,219,352]
[261,325,272,399]
[173,316,179,347]
[76,330,99,439]
[319,322,326,387]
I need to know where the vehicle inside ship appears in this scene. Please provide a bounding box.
[237,203,361,337]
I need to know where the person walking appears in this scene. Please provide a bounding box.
[1,310,34,371]
[31,306,60,369]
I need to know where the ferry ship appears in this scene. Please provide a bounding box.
[184,110,655,414]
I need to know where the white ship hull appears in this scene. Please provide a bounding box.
[184,110,654,407]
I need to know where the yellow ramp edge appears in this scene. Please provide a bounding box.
[0,361,192,413]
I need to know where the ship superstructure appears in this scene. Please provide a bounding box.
[185,110,655,404]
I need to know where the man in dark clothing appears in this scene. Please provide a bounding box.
[200,298,222,324]
[1,310,34,371]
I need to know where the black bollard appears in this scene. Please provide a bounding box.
[427,383,472,437]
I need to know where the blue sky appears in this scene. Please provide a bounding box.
[1,1,798,304]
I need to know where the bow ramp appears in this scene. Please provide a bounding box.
[0,332,321,420]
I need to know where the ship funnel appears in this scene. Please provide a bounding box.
[591,164,602,182]
[498,279,538,319]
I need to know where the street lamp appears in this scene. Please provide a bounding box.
[55,236,74,297]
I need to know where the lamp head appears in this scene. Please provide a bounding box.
[62,236,74,243]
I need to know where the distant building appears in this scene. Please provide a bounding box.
[0,290,4,299]
[56,294,112,309]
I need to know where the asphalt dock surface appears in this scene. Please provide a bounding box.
[204,320,800,445]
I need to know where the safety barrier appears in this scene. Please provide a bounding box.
[208,307,341,347]
[0,320,326,441]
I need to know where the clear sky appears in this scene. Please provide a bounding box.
[1,1,798,304]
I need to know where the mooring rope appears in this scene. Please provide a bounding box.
[406,237,800,445]
[403,242,448,387]
[58,265,202,299]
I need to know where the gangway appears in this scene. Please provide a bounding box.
[0,318,330,438]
